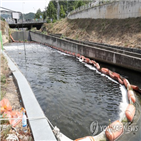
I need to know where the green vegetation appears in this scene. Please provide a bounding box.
[23,12,35,20]
[46,1,57,22]
[60,5,66,18]
[18,13,35,20]
[76,1,85,8]
[1,125,11,139]
[0,55,8,100]
[35,9,43,19]
[41,0,89,23]
[1,75,6,84]
[31,27,37,31]
[0,17,5,21]
[42,17,141,48]
[0,88,6,100]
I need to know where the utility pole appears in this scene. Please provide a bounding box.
[56,0,60,20]
[67,0,68,16]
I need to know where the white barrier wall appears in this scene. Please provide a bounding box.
[68,1,141,19]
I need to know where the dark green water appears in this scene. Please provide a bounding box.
[4,43,141,140]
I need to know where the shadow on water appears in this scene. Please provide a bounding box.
[99,62,141,88]
[4,43,141,140]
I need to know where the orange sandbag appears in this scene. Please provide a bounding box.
[131,85,139,91]
[128,90,136,103]
[74,136,95,141]
[91,60,96,66]
[109,71,120,81]
[105,120,123,141]
[109,71,115,79]
[72,53,75,56]
[3,111,22,127]
[0,107,5,113]
[118,77,123,85]
[125,104,135,122]
[123,79,130,88]
[131,85,141,94]
[84,58,90,63]
[112,72,120,81]
[80,56,85,61]
[95,63,100,70]
[101,68,109,75]
[76,54,80,57]
[88,60,92,64]
[0,98,12,113]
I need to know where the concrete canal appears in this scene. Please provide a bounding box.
[4,42,141,141]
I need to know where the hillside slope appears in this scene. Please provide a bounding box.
[0,20,9,44]
[24,12,35,20]
[41,18,141,48]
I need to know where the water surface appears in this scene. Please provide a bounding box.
[4,43,127,139]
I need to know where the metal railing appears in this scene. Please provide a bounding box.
[6,19,45,24]
[68,0,118,16]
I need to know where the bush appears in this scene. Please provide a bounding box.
[0,17,5,21]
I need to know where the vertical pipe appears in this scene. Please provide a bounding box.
[56,0,60,20]
[67,0,68,16]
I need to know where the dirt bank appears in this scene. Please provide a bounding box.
[41,18,141,49]
[0,20,10,44]
[0,53,33,141]
[0,19,33,140]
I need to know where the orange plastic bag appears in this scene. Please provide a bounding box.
[0,107,5,113]
[3,111,12,119]
[0,98,12,113]
[3,111,22,127]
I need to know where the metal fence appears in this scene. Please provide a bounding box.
[68,0,118,16]
[6,19,45,24]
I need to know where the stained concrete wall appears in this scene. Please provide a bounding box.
[11,31,31,41]
[68,0,141,19]
[30,31,141,72]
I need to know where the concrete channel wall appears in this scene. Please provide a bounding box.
[11,31,31,41]
[68,0,141,19]
[30,31,141,72]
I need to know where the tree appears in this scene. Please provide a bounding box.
[44,0,89,23]
[0,16,5,21]
[47,1,57,20]
[43,7,47,20]
[60,5,65,18]
[76,1,85,8]
[35,9,42,19]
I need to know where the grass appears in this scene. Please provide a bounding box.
[1,75,6,84]
[1,125,11,139]
[0,89,6,100]
[1,54,8,100]
[0,54,11,139]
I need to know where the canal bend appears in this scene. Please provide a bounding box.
[4,43,141,141]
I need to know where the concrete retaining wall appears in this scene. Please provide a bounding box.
[30,31,141,72]
[11,31,31,41]
[68,0,141,19]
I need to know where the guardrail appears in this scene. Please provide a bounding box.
[7,19,46,24]
[68,0,116,16]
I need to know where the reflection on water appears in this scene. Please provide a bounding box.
[4,43,128,139]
